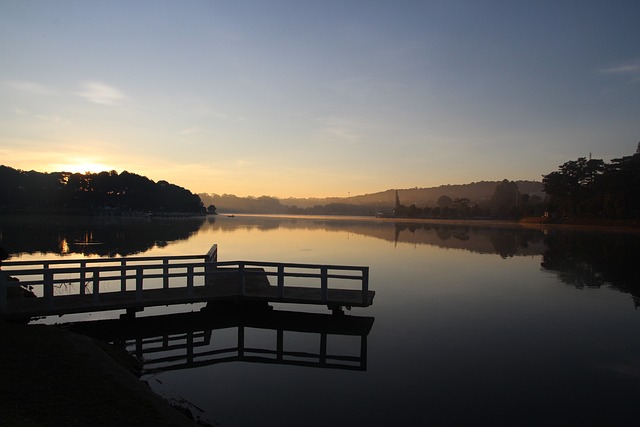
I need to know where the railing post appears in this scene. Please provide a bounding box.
[360,335,368,370]
[277,265,285,298]
[277,328,284,361]
[136,338,143,360]
[79,261,86,296]
[92,269,100,304]
[362,267,369,305]
[136,267,143,303]
[320,332,327,365]
[44,263,54,308]
[320,266,328,301]
[204,261,214,287]
[187,331,194,365]
[120,260,127,292]
[238,326,245,358]
[206,244,218,263]
[204,244,218,287]
[163,259,169,289]
[239,262,245,295]
[187,265,194,298]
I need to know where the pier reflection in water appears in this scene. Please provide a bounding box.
[69,304,374,374]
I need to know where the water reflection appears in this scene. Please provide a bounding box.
[68,305,374,374]
[541,229,640,306]
[200,217,640,303]
[0,215,206,257]
[393,223,545,257]
[0,214,548,258]
[5,215,640,426]
[199,216,547,257]
[4,214,640,305]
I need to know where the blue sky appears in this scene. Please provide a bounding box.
[1,0,639,197]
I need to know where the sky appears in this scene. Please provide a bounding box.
[1,0,639,198]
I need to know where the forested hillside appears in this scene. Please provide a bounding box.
[283,180,544,209]
[0,166,204,214]
[199,180,544,215]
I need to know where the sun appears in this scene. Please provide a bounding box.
[51,161,113,174]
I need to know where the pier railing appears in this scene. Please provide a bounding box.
[0,244,371,316]
[70,308,374,373]
[131,325,368,373]
[211,260,369,301]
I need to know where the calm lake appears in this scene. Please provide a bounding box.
[3,214,640,426]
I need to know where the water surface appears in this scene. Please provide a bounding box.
[2,215,639,426]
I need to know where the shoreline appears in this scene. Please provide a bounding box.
[0,319,204,427]
[228,213,640,233]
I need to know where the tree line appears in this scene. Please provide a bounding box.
[199,180,545,217]
[0,166,204,214]
[392,145,640,222]
[542,145,640,220]
[392,179,546,220]
[4,144,637,220]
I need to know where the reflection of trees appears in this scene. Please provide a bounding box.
[488,230,542,259]
[541,231,640,303]
[435,227,452,241]
[0,215,205,257]
[2,214,551,259]
[201,216,547,257]
[394,223,544,257]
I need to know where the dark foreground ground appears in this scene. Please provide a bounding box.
[0,319,202,427]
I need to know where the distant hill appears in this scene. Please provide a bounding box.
[200,180,544,214]
[281,181,544,209]
[198,194,287,214]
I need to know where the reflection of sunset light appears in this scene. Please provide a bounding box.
[60,238,69,254]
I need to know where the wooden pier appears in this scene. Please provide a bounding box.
[0,244,374,320]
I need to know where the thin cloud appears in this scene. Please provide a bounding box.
[76,81,127,105]
[33,114,68,124]
[179,127,202,136]
[195,106,247,122]
[599,59,640,82]
[317,117,363,144]
[9,106,69,124]
[5,80,55,95]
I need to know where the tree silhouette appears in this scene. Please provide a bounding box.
[0,166,204,214]
[543,149,640,220]
[490,179,518,218]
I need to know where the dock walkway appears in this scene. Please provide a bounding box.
[0,244,374,320]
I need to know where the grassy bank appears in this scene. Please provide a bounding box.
[0,320,201,427]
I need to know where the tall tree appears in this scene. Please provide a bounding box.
[490,179,518,218]
[542,157,605,217]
